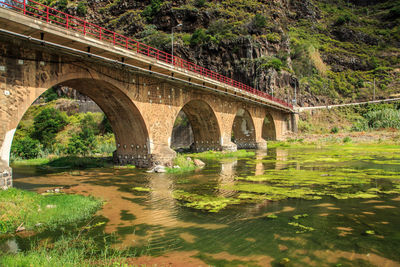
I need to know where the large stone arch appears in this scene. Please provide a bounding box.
[1,72,150,167]
[174,99,222,152]
[262,111,277,141]
[231,108,256,149]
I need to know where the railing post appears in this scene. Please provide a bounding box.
[99,28,102,40]
[137,42,139,53]
[23,0,26,15]
[66,15,69,29]
[125,37,128,49]
[113,32,116,45]
[83,21,86,35]
[46,6,49,22]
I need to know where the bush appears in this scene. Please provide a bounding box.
[261,57,283,71]
[343,136,352,143]
[194,0,206,8]
[142,0,162,22]
[67,126,97,156]
[334,14,351,26]
[77,2,87,16]
[31,108,67,149]
[364,108,400,129]
[266,32,281,43]
[11,137,40,159]
[253,14,267,30]
[190,28,208,45]
[42,87,58,103]
[57,0,68,11]
[330,126,339,134]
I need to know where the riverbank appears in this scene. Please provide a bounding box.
[0,188,102,234]
[282,129,400,145]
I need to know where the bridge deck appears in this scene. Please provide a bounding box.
[0,5,293,112]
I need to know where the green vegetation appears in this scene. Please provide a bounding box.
[0,233,133,267]
[132,187,151,192]
[31,107,68,149]
[172,143,400,212]
[187,150,255,159]
[12,156,112,169]
[11,98,116,162]
[166,154,198,173]
[0,188,101,234]
[173,190,240,212]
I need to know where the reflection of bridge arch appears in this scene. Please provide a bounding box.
[262,112,277,141]
[177,99,222,152]
[5,73,150,167]
[231,108,256,149]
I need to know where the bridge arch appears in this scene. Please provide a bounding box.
[171,99,221,152]
[2,75,150,167]
[262,112,277,141]
[231,108,256,149]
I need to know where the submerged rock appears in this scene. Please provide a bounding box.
[154,165,167,173]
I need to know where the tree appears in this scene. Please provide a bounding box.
[11,137,40,159]
[31,108,67,149]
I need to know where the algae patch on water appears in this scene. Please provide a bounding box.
[173,190,240,212]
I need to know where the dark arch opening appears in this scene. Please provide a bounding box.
[262,112,277,141]
[231,108,256,149]
[171,100,221,152]
[10,78,150,167]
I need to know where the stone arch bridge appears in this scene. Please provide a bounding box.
[0,2,296,188]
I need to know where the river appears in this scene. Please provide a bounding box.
[7,144,400,266]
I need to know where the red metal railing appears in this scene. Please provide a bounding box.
[0,0,293,109]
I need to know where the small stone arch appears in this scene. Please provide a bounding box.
[231,108,257,149]
[172,99,221,152]
[262,112,277,141]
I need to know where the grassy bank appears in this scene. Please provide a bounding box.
[11,156,113,169]
[0,233,135,267]
[0,188,102,234]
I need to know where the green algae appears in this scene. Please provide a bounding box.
[288,222,315,233]
[172,144,400,213]
[172,190,240,212]
[293,214,309,220]
[187,150,255,160]
[132,187,151,192]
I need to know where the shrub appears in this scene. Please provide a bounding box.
[364,109,400,129]
[11,137,40,159]
[142,0,162,22]
[261,57,283,71]
[31,108,67,149]
[42,87,58,103]
[190,28,208,45]
[334,14,351,26]
[194,0,206,8]
[266,32,281,43]
[343,136,352,143]
[253,14,267,30]
[77,2,87,16]
[330,126,339,134]
[57,0,68,11]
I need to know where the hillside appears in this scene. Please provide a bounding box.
[33,0,400,106]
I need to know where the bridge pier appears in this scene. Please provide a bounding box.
[0,161,12,190]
